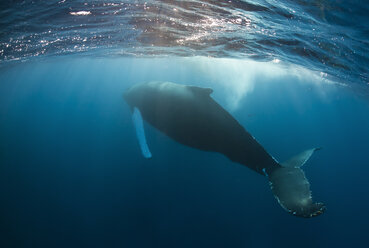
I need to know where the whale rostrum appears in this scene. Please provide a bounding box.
[123,81,325,218]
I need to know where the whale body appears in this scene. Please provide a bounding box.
[123,81,325,218]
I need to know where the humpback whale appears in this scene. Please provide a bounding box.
[123,81,325,218]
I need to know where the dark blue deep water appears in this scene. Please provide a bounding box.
[1,1,369,248]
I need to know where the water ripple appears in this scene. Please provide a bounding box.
[0,0,368,87]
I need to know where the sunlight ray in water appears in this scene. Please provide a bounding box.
[179,57,337,110]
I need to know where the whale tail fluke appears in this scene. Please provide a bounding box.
[267,148,326,218]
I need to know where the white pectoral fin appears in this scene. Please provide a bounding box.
[132,107,152,159]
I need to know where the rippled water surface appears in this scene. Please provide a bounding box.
[1,0,368,90]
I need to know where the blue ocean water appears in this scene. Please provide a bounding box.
[1,1,369,248]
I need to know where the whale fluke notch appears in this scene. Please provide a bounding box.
[267,148,326,217]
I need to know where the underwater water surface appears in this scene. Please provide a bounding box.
[1,0,369,247]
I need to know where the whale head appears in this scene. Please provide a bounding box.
[123,83,147,109]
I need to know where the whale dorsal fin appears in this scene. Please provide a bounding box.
[188,86,213,96]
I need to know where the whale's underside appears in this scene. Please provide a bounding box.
[124,81,325,218]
